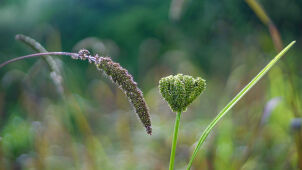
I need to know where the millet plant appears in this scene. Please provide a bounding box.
[0,34,296,169]
[1,35,152,135]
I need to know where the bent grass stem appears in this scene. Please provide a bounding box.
[0,52,77,68]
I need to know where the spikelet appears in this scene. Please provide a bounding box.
[159,74,206,112]
[74,49,152,135]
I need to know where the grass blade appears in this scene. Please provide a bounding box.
[186,41,296,169]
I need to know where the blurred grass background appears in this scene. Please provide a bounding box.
[0,0,301,169]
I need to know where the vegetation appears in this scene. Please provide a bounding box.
[0,0,301,169]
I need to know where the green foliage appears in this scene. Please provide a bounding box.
[1,116,33,159]
[159,74,206,112]
[0,0,301,169]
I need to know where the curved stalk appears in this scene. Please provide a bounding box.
[186,41,296,169]
[0,52,77,68]
[169,111,182,170]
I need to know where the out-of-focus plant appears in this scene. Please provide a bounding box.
[245,0,283,51]
[246,1,302,167]
[291,118,302,169]
[15,34,64,96]
[1,116,34,160]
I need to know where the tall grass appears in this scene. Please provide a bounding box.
[186,41,296,169]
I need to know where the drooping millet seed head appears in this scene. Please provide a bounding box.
[74,49,152,135]
[97,57,152,134]
[159,74,206,112]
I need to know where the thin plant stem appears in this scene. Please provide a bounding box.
[169,111,182,170]
[0,52,77,68]
[245,0,271,25]
[245,0,283,52]
[186,41,296,169]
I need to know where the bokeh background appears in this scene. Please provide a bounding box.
[0,0,302,169]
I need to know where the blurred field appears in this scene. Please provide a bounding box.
[0,0,302,169]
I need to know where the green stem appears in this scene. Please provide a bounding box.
[186,41,296,170]
[169,111,182,170]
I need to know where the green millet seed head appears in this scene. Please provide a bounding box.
[159,74,206,112]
